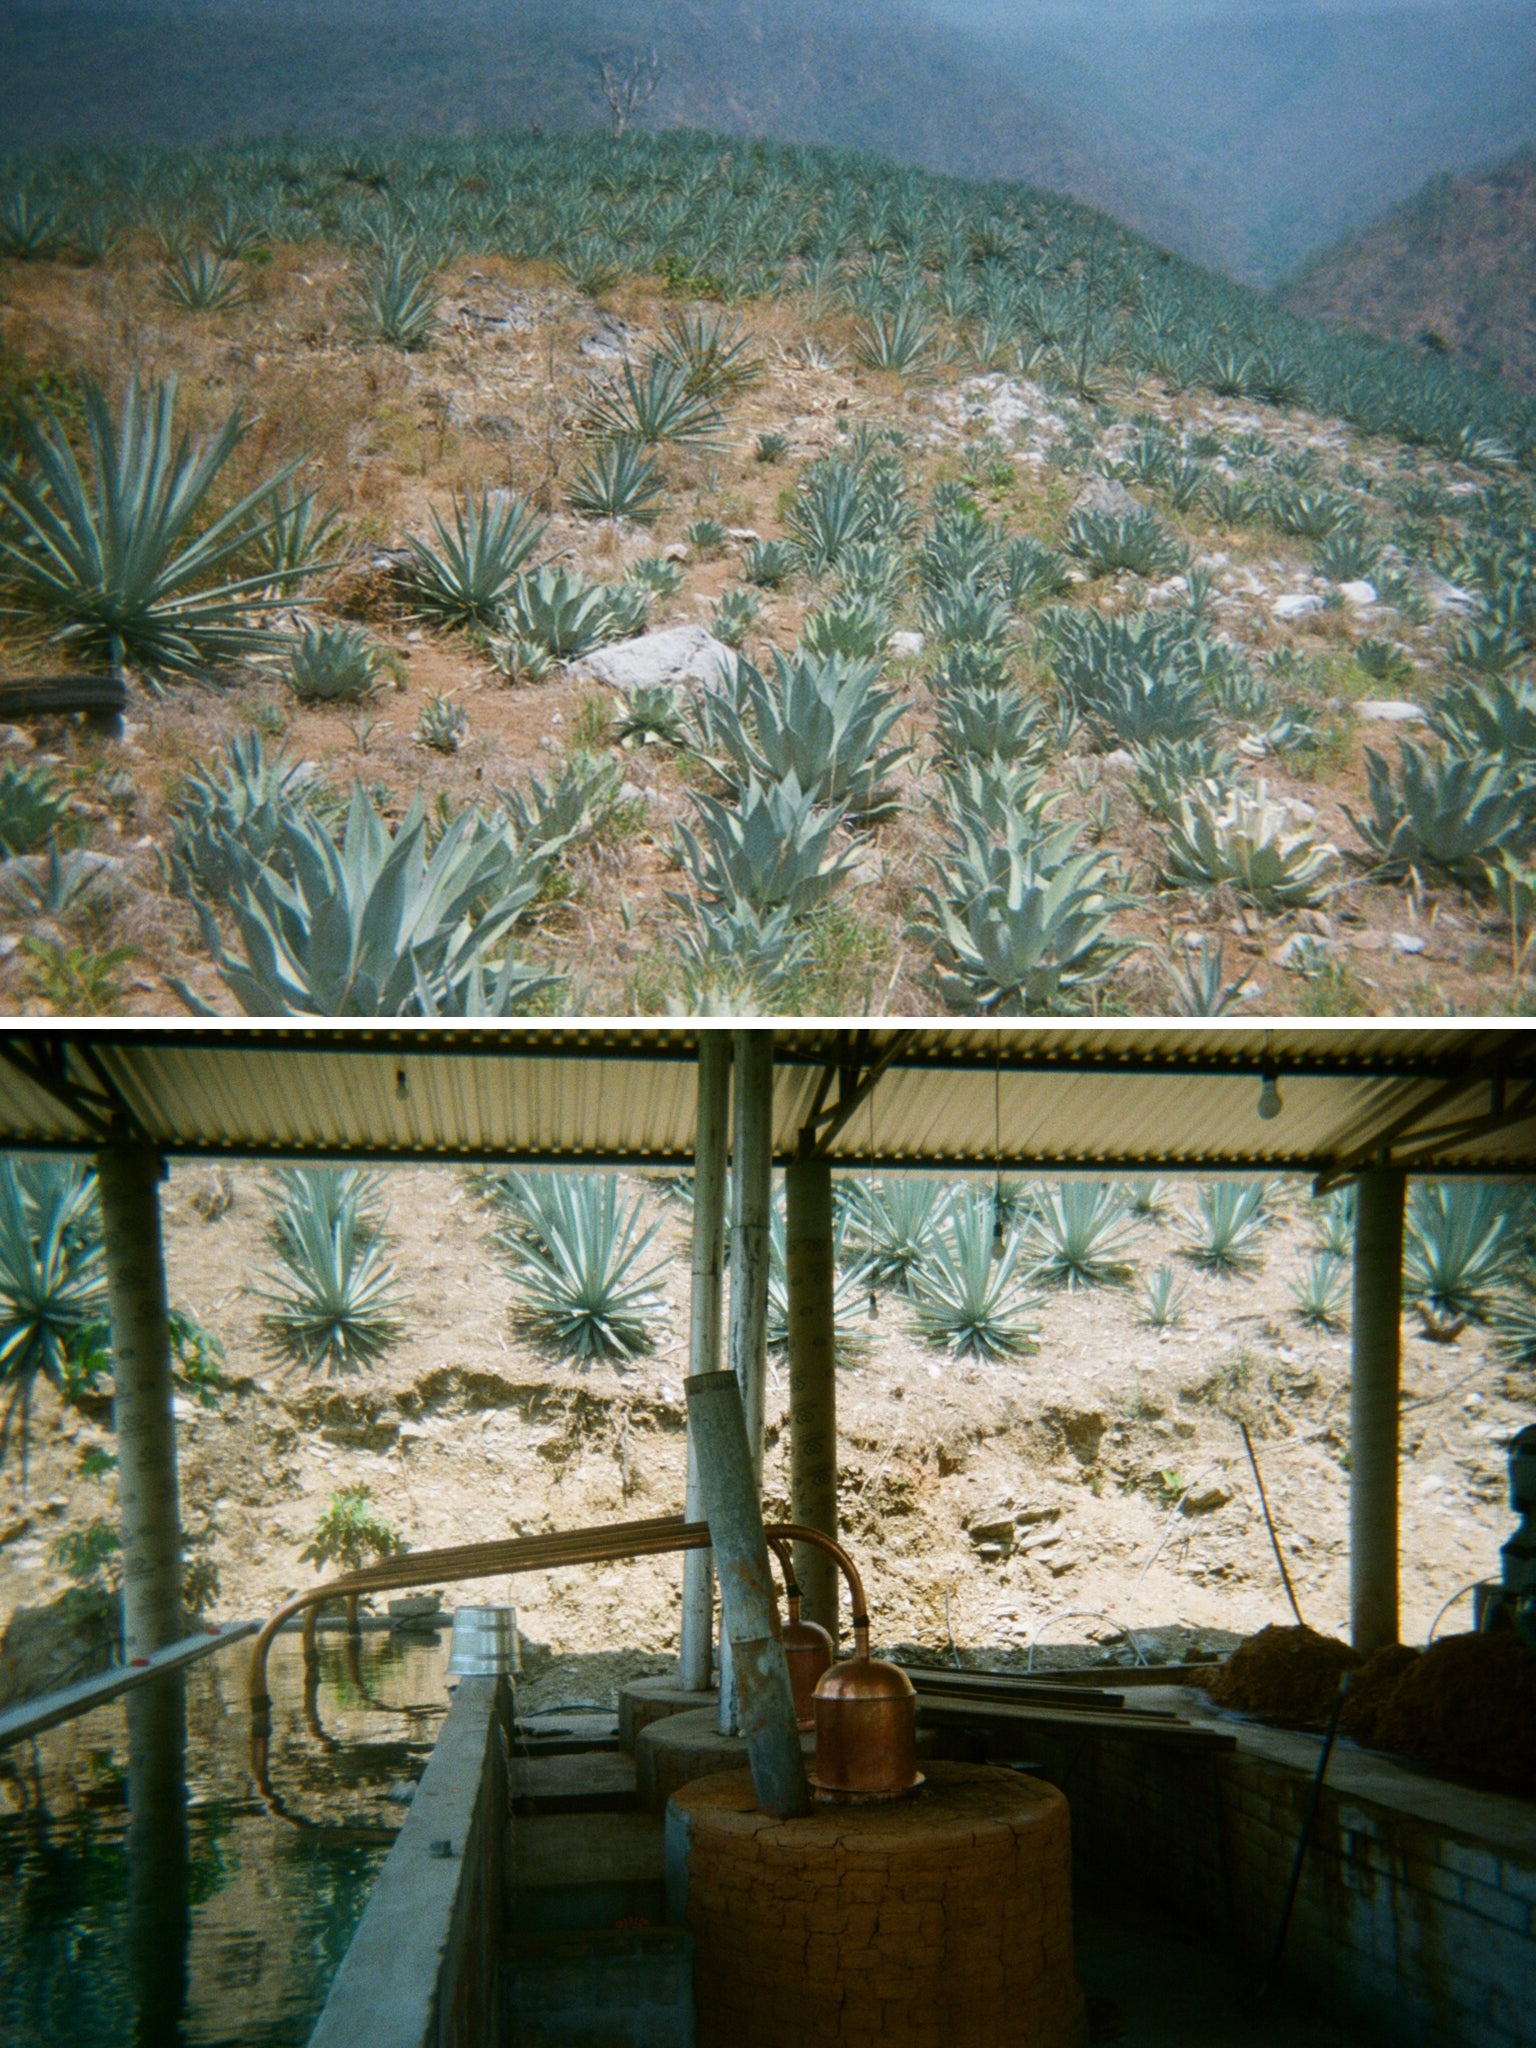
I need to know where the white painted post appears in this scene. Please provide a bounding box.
[719,1029,773,1735]
[680,1033,731,1693]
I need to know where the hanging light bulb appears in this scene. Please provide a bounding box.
[1257,1066,1283,1121]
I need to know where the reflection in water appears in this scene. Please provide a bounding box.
[126,1672,190,2048]
[0,1629,452,2048]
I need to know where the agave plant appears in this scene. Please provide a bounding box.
[1022,1180,1142,1289]
[416,692,468,753]
[675,772,854,918]
[1449,619,1530,678]
[1047,610,1215,747]
[743,539,796,588]
[921,582,1013,653]
[1309,1187,1355,1257]
[0,190,65,260]
[0,376,297,676]
[0,1159,107,1468]
[1291,1253,1348,1330]
[348,244,438,350]
[908,1191,1041,1360]
[800,596,891,663]
[912,821,1134,1014]
[1128,736,1235,820]
[396,492,546,629]
[288,623,383,704]
[247,484,346,597]
[853,303,937,375]
[1426,675,1536,769]
[1163,782,1339,910]
[999,537,1073,607]
[0,763,71,856]
[686,517,729,556]
[614,683,691,747]
[935,686,1052,765]
[1345,742,1531,886]
[1136,1263,1188,1330]
[169,731,317,902]
[501,1174,668,1361]
[1081,662,1215,750]
[1064,508,1184,579]
[503,565,632,658]
[176,788,557,1016]
[1313,523,1380,584]
[159,249,244,312]
[255,1173,407,1373]
[1267,487,1350,540]
[497,751,619,856]
[669,898,812,1014]
[629,554,685,600]
[785,463,878,573]
[566,440,667,524]
[582,357,723,447]
[840,1178,949,1293]
[268,1164,386,1257]
[939,755,1059,843]
[1404,1181,1525,1326]
[700,649,910,818]
[1178,1181,1271,1275]
[654,310,763,397]
[710,588,760,649]
[1161,935,1255,1016]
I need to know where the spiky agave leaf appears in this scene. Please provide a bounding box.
[1064,507,1184,579]
[667,899,811,1016]
[502,1174,668,1361]
[0,376,299,676]
[502,565,631,658]
[1427,675,1536,767]
[653,309,763,397]
[909,1190,1041,1360]
[255,1192,407,1374]
[1022,1180,1142,1289]
[169,730,318,903]
[581,357,724,447]
[396,491,546,629]
[0,762,71,856]
[1291,1253,1349,1329]
[497,751,621,857]
[1178,1181,1272,1275]
[674,772,855,918]
[1163,781,1339,910]
[1136,1263,1188,1329]
[567,439,668,524]
[1404,1181,1527,1325]
[0,1159,107,1471]
[176,787,557,1016]
[289,623,384,704]
[700,648,910,818]
[1345,742,1530,887]
[840,1177,949,1293]
[268,1165,387,1258]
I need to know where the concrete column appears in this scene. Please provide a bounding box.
[1351,1167,1406,1655]
[680,1033,731,1693]
[685,1370,810,1818]
[719,1030,773,1734]
[788,1146,838,1636]
[97,1142,183,1660]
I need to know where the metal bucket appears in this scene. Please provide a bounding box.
[447,1605,518,1676]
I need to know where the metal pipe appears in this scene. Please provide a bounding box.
[1351,1167,1406,1653]
[681,1032,730,1692]
[685,1370,811,1818]
[720,1029,773,1735]
[98,1142,184,1660]
[787,1147,838,1633]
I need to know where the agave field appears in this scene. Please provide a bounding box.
[1,132,1536,1013]
[2,1159,1531,1665]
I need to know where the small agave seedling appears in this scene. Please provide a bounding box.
[710,588,760,649]
[1291,1253,1349,1330]
[416,692,468,753]
[566,439,668,525]
[1163,781,1339,911]
[1136,1263,1188,1329]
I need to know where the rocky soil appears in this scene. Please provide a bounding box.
[1,1162,1527,1683]
[0,246,1530,1017]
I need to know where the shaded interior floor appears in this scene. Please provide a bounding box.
[1074,1880,1386,2048]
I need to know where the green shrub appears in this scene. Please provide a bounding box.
[301,1485,407,1571]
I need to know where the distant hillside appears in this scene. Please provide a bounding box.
[918,0,1536,285]
[1280,146,1536,394]
[0,0,1205,258]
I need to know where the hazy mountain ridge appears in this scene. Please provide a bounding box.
[0,0,1205,256]
[1279,145,1536,395]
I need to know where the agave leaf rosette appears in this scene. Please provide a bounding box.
[909,1190,1041,1360]
[502,1173,668,1361]
[912,813,1134,1014]
[255,1192,407,1374]
[396,491,546,629]
[1404,1181,1527,1324]
[675,772,855,918]
[1163,780,1339,910]
[1022,1179,1142,1289]
[580,357,724,447]
[1178,1180,1272,1275]
[0,1159,107,1464]
[841,1177,950,1294]
[1345,741,1532,886]
[700,648,910,818]
[501,564,631,659]
[178,787,556,1016]
[1427,675,1536,769]
[0,376,299,676]
[169,731,318,902]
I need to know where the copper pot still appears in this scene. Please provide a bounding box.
[809,1626,921,1803]
[781,1596,834,1732]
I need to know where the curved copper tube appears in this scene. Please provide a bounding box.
[249,1511,871,1816]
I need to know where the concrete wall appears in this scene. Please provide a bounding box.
[307,1674,512,2048]
[942,1698,1536,2048]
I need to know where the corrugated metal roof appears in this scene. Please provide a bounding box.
[0,1025,1530,1180]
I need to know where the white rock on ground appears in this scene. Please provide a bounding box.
[1337,580,1378,608]
[575,626,738,694]
[1357,699,1427,723]
[1271,592,1323,621]
[891,630,926,657]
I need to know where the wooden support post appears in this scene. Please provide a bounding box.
[788,1144,838,1636]
[1351,1167,1406,1655]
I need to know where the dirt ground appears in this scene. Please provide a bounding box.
[0,244,1529,1017]
[0,1162,1526,1670]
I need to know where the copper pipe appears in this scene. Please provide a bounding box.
[248,1512,874,1817]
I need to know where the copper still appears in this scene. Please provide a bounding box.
[768,1536,833,1730]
